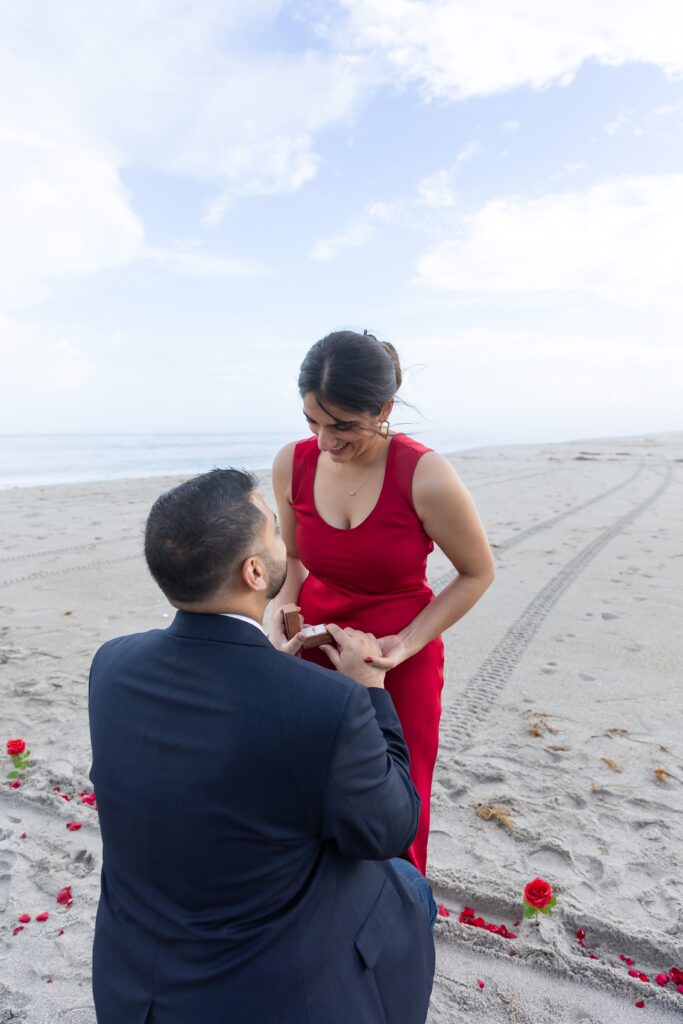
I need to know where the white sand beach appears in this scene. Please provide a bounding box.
[1,433,681,1022]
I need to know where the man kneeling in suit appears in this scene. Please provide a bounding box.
[88,468,436,1024]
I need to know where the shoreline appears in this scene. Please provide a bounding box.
[1,431,681,1022]
[1,428,680,495]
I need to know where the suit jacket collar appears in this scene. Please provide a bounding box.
[166,610,272,648]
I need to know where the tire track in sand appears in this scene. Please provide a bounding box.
[438,461,671,752]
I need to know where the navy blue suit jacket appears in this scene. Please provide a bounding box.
[88,611,435,1023]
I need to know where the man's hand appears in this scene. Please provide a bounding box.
[268,604,306,657]
[321,624,386,688]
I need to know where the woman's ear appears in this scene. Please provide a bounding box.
[380,398,395,423]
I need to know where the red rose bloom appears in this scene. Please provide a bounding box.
[7,739,26,756]
[524,878,553,909]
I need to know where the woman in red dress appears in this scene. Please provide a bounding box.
[271,331,495,874]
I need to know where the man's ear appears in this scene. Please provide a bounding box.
[241,554,267,592]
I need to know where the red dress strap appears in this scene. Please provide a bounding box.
[291,437,318,504]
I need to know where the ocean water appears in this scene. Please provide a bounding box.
[0,428,477,490]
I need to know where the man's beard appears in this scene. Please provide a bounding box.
[262,553,288,600]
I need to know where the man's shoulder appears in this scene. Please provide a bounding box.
[91,628,165,671]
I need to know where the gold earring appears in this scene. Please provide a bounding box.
[378,420,390,438]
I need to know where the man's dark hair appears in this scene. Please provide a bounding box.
[144,469,263,604]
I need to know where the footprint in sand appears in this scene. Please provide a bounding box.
[601,612,619,620]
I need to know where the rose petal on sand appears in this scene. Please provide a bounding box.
[66,822,82,831]
[635,1000,644,1008]
[18,914,31,923]
[8,781,21,788]
[12,926,24,936]
[57,929,64,937]
[477,980,485,989]
[36,912,49,922]
[56,886,73,906]
[438,904,450,917]
[19,832,27,839]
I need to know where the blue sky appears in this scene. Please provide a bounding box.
[2,1,682,446]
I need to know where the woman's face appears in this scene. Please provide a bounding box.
[302,392,386,463]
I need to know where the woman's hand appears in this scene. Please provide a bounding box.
[365,634,409,671]
[269,604,306,657]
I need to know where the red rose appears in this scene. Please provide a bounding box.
[524,878,553,909]
[7,739,26,756]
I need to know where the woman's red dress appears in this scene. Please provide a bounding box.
[292,434,444,874]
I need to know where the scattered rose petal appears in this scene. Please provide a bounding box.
[635,1001,644,1008]
[53,787,61,792]
[513,920,520,927]
[66,822,82,831]
[20,832,27,839]
[80,793,97,807]
[56,886,73,906]
[59,794,71,802]
[677,984,683,995]
[18,914,31,923]
[588,954,599,960]
[438,904,450,917]
[47,978,53,984]
[12,926,24,936]
[509,950,518,957]
[57,929,64,937]
[670,969,683,984]
[655,974,668,986]
[36,912,49,922]
[9,781,21,789]
[577,929,586,940]
[477,980,485,989]
[462,907,475,917]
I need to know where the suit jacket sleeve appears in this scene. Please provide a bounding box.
[320,683,421,860]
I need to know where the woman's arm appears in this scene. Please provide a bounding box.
[269,443,310,650]
[369,452,495,670]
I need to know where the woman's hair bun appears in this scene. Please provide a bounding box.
[379,339,402,390]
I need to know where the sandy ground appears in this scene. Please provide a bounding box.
[1,433,682,1022]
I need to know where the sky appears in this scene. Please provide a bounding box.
[2,0,683,447]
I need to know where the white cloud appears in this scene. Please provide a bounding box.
[501,119,520,133]
[144,244,266,278]
[399,328,683,444]
[415,175,683,308]
[310,201,400,260]
[0,315,97,403]
[417,169,459,209]
[0,132,144,308]
[335,0,683,99]
[0,2,371,306]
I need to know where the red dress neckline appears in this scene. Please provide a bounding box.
[311,437,396,532]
